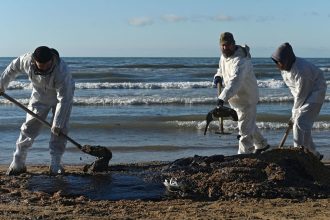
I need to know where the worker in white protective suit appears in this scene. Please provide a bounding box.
[0,46,75,175]
[271,42,326,160]
[213,32,270,154]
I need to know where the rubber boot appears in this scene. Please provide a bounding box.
[49,155,65,175]
[6,149,27,175]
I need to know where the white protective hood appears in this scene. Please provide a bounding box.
[0,53,75,129]
[215,45,259,107]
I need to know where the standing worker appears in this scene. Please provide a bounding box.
[0,46,75,175]
[213,32,270,154]
[271,42,326,160]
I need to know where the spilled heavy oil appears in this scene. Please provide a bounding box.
[22,148,330,202]
[28,174,164,201]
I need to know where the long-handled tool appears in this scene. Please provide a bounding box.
[216,82,225,134]
[204,105,238,135]
[1,92,112,172]
[278,121,293,148]
[215,81,232,135]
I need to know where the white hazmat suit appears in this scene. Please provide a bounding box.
[214,45,269,154]
[0,51,75,174]
[272,43,326,159]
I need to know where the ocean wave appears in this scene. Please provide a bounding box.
[72,97,214,105]
[3,95,330,106]
[75,81,212,89]
[5,81,32,90]
[6,81,213,90]
[170,120,330,131]
[11,79,330,91]
[6,80,287,91]
[107,63,217,69]
[320,67,330,72]
[257,79,285,88]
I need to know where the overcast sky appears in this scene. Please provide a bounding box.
[1,0,330,57]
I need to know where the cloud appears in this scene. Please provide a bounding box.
[161,14,187,23]
[213,15,234,22]
[256,16,275,22]
[128,17,153,26]
[304,11,319,16]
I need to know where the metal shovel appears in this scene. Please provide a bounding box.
[1,92,112,172]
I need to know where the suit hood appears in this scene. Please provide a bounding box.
[271,42,296,71]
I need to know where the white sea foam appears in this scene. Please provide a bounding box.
[7,81,32,90]
[7,80,288,91]
[259,96,293,103]
[320,67,330,72]
[73,96,214,105]
[257,79,285,88]
[75,81,212,89]
[170,120,330,131]
[2,95,330,106]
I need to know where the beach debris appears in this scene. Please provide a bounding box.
[163,178,187,197]
[204,105,238,135]
[163,178,180,191]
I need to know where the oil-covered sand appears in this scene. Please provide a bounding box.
[1,148,330,219]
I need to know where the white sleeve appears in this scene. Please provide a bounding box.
[0,54,30,91]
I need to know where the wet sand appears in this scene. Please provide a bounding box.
[0,151,330,219]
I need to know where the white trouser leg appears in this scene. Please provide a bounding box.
[293,103,322,157]
[7,102,50,174]
[49,135,66,174]
[252,127,268,150]
[8,135,30,173]
[235,104,266,154]
[48,105,72,175]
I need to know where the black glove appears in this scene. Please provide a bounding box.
[217,99,224,107]
[288,118,294,128]
[51,126,61,136]
[213,76,222,86]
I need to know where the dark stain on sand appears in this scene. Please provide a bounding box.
[24,148,330,201]
[28,173,164,201]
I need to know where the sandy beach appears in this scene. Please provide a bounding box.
[1,149,330,220]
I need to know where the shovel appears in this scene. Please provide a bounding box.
[1,92,112,172]
[204,105,238,135]
[216,82,226,134]
[278,120,293,148]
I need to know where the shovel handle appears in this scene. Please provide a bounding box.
[1,92,83,150]
[278,124,292,148]
[217,82,224,133]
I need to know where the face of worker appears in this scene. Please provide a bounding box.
[34,59,54,75]
[275,61,286,71]
[221,42,236,58]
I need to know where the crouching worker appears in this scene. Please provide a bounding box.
[213,32,270,154]
[271,42,326,160]
[0,46,75,175]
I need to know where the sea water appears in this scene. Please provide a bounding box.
[1,57,330,166]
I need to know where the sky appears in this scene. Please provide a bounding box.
[1,0,330,57]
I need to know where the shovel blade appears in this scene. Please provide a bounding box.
[81,145,112,173]
[81,145,112,159]
[204,105,238,135]
[204,112,214,135]
[212,106,238,121]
